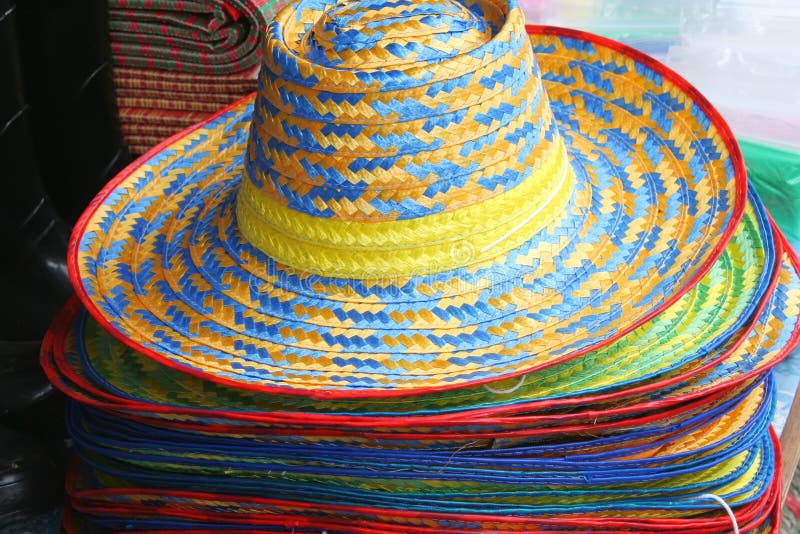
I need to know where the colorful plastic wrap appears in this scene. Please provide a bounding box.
[518,0,800,151]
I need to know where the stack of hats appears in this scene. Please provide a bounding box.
[44,0,800,531]
[108,0,288,154]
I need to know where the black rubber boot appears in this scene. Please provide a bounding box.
[0,0,71,379]
[1,0,132,402]
[0,0,80,528]
[13,0,132,225]
[0,425,63,528]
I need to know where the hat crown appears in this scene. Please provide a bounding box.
[301,0,493,69]
[237,0,575,278]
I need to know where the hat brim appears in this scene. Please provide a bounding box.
[53,196,796,419]
[70,25,748,398]
[43,255,799,438]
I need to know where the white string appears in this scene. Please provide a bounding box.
[483,375,526,395]
[438,440,480,474]
[480,162,570,254]
[700,493,739,534]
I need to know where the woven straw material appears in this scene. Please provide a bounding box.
[120,122,192,139]
[63,378,771,481]
[43,248,798,446]
[127,137,182,155]
[116,95,234,113]
[41,242,800,452]
[109,11,262,155]
[118,101,247,157]
[108,0,289,74]
[63,476,782,533]
[51,201,797,422]
[70,387,768,475]
[47,324,777,448]
[118,107,216,127]
[72,8,747,396]
[64,473,781,533]
[44,368,768,449]
[118,88,247,105]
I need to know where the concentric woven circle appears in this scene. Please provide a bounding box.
[70,0,746,397]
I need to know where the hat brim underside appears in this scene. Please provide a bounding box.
[72,26,748,398]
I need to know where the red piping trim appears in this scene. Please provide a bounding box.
[44,311,759,438]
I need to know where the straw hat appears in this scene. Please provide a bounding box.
[71,0,748,397]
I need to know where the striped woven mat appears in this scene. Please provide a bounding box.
[108,0,276,153]
[108,0,288,74]
[113,65,258,93]
[113,66,257,154]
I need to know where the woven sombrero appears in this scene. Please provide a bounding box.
[71,0,746,397]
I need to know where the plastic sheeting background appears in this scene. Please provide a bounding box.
[519,0,800,150]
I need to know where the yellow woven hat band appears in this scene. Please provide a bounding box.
[237,0,574,277]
